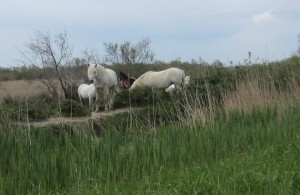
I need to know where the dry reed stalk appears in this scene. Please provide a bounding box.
[222,74,300,120]
[173,91,214,128]
[176,68,300,127]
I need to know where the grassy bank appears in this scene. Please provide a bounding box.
[0,102,299,194]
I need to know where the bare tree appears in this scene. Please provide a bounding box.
[19,31,77,99]
[298,34,300,56]
[82,49,103,64]
[104,38,155,65]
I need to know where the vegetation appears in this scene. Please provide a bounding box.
[0,96,300,194]
[1,41,300,193]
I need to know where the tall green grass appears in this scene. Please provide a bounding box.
[1,59,300,194]
[0,103,300,194]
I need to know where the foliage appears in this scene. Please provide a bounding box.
[1,55,300,122]
[0,66,41,81]
[0,93,55,122]
[0,94,90,122]
[0,102,300,194]
[114,87,161,108]
[59,99,90,117]
[96,95,178,133]
[186,65,236,105]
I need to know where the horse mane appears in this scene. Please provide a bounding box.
[129,78,135,85]
[119,71,128,79]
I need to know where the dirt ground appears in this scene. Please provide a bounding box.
[30,107,140,128]
[0,80,137,128]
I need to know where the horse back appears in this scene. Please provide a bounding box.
[130,68,185,90]
[78,84,96,98]
[93,68,117,89]
[106,68,118,88]
[166,68,185,81]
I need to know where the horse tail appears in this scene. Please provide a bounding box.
[78,86,83,105]
[78,95,82,105]
[181,71,186,89]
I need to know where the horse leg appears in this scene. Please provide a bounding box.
[91,97,94,111]
[89,96,93,111]
[174,83,183,95]
[79,95,83,105]
[103,88,109,112]
[106,92,110,111]
[108,87,116,110]
[95,89,101,112]
[176,83,184,93]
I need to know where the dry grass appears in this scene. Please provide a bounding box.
[0,79,71,104]
[223,78,277,111]
[222,75,300,119]
[0,80,48,104]
[175,70,300,127]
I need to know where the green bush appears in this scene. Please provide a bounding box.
[0,93,55,122]
[60,99,90,117]
[185,66,237,106]
[114,87,158,108]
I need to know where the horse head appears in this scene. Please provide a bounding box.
[119,71,128,80]
[185,76,190,84]
[87,63,98,82]
[119,72,136,89]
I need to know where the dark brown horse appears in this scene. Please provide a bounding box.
[119,72,136,89]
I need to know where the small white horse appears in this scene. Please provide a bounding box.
[130,68,186,91]
[78,83,96,109]
[165,75,190,93]
[87,64,117,112]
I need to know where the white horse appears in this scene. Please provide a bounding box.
[87,64,117,112]
[78,83,96,109]
[165,75,190,93]
[130,68,186,91]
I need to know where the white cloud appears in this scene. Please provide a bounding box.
[252,11,275,23]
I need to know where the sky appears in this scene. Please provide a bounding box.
[0,0,300,67]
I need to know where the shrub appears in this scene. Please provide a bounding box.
[114,87,158,108]
[59,99,90,117]
[0,93,55,122]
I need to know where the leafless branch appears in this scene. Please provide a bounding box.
[103,38,155,65]
[19,31,76,99]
